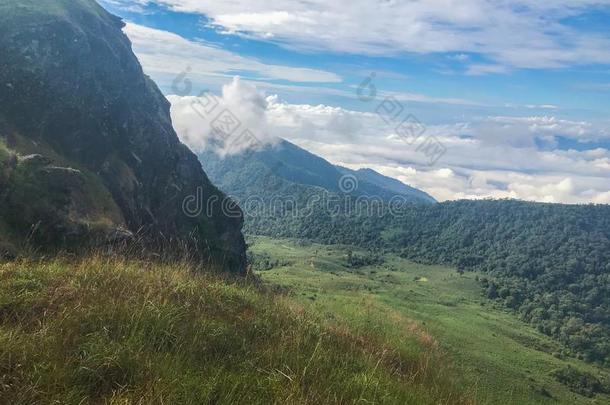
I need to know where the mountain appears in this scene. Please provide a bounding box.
[199,134,610,365]
[198,139,436,205]
[0,0,245,271]
[338,167,436,204]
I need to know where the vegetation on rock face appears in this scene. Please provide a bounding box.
[0,256,472,404]
[2,151,124,248]
[0,0,245,271]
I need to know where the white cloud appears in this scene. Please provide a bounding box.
[168,80,610,204]
[115,0,610,71]
[356,163,610,204]
[465,64,510,76]
[525,104,558,110]
[479,115,610,144]
[447,54,470,62]
[573,83,610,92]
[122,23,483,107]
[593,191,610,204]
[100,0,151,13]
[168,77,279,155]
[123,23,341,84]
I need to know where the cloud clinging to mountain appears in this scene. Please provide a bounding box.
[169,78,610,204]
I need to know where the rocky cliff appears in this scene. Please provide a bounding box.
[0,0,246,272]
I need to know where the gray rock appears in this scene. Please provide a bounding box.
[20,154,51,166]
[0,0,246,272]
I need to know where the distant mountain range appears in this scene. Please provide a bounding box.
[198,138,435,205]
[338,166,436,204]
[197,140,610,367]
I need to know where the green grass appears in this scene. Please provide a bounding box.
[0,255,472,404]
[249,236,610,405]
[2,235,607,404]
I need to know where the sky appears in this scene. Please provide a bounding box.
[98,0,610,204]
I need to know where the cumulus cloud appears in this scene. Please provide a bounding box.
[168,77,279,155]
[168,80,610,204]
[114,0,610,71]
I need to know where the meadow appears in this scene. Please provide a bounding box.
[1,237,607,404]
[249,236,610,404]
[0,255,471,404]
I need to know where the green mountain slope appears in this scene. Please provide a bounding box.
[0,256,472,404]
[198,139,436,205]
[251,236,610,404]
[338,167,436,204]
[0,0,245,271]
[247,198,610,366]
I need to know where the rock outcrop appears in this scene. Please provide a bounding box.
[0,0,246,272]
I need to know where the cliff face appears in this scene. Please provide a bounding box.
[0,0,246,272]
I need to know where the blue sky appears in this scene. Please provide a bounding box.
[98,0,610,203]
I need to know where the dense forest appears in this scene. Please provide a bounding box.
[245,198,610,366]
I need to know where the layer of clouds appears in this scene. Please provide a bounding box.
[123,23,488,109]
[169,78,610,204]
[114,0,610,72]
[124,23,341,84]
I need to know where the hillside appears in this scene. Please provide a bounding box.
[198,139,435,207]
[243,199,610,366]
[250,236,610,404]
[0,0,245,271]
[0,256,472,404]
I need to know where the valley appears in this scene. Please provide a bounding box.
[1,0,609,403]
[249,236,610,404]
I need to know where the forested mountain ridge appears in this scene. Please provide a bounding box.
[0,0,245,271]
[337,166,436,204]
[198,139,436,207]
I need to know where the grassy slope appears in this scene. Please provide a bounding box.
[249,236,610,405]
[0,256,472,404]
